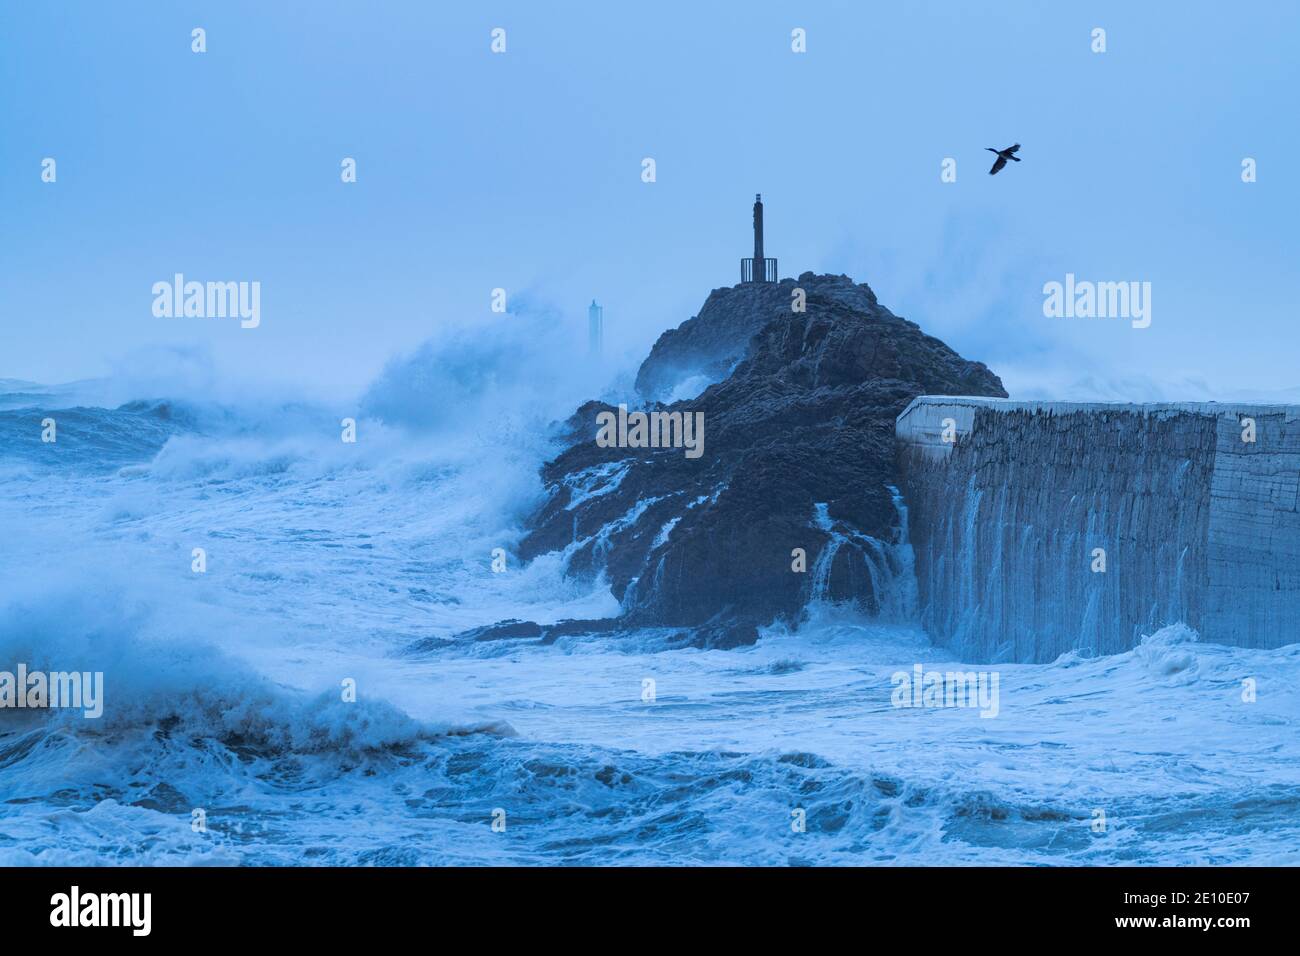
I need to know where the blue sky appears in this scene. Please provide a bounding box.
[2,1,1297,399]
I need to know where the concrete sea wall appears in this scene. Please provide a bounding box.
[895,397,1300,662]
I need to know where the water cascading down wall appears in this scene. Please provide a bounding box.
[895,397,1300,663]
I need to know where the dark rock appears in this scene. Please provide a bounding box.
[462,619,544,641]
[536,617,625,645]
[403,635,457,654]
[635,273,890,401]
[517,273,1007,639]
[405,616,627,654]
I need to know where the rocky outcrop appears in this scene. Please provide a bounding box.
[508,273,1005,647]
[635,274,885,401]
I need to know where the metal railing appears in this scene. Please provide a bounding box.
[740,258,778,283]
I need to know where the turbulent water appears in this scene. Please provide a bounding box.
[1,375,1298,866]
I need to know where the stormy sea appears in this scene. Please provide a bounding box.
[2,341,1298,867]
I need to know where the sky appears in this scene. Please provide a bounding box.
[2,0,1298,401]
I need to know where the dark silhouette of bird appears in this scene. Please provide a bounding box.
[986,144,1021,175]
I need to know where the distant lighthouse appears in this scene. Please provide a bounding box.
[741,194,777,283]
[588,299,604,357]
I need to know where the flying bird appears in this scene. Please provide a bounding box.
[986,143,1021,175]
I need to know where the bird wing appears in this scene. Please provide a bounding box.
[1006,144,1020,154]
[989,155,1007,175]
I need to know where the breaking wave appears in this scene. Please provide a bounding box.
[2,353,1298,865]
